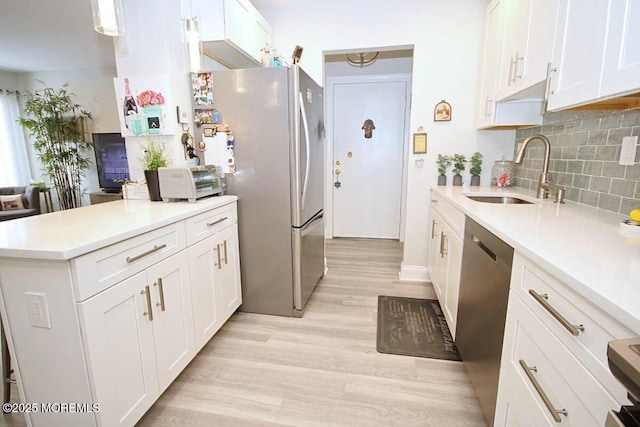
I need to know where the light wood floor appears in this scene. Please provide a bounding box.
[137,238,487,427]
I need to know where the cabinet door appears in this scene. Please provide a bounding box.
[79,272,159,427]
[547,0,609,110]
[188,236,223,351]
[496,0,529,99]
[443,231,462,339]
[250,10,271,62]
[519,0,560,90]
[427,210,441,288]
[217,224,242,320]
[600,0,640,98]
[224,0,252,55]
[147,251,196,392]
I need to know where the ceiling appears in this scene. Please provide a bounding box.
[0,0,341,74]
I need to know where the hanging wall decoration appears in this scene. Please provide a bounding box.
[362,119,375,138]
[114,75,172,136]
[434,99,452,122]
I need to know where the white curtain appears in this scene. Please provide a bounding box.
[0,91,32,186]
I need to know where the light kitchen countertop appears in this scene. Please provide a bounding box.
[431,185,640,335]
[0,195,238,260]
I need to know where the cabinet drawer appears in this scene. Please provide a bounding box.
[185,202,237,246]
[72,222,186,301]
[441,198,465,239]
[503,294,619,426]
[511,253,633,403]
[430,191,442,214]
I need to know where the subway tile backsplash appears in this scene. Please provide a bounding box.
[514,109,640,214]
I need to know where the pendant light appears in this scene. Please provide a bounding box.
[185,18,203,73]
[90,0,126,36]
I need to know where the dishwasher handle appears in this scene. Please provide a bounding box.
[471,235,496,261]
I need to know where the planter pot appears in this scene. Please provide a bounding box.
[437,174,447,185]
[453,174,463,186]
[144,170,162,201]
[470,175,480,186]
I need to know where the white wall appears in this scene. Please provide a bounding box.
[260,0,516,280]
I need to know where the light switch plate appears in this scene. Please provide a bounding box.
[619,136,638,166]
[176,106,189,124]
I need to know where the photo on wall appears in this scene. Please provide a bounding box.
[114,75,172,137]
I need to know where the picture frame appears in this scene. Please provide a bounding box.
[203,127,215,137]
[413,133,427,154]
[434,100,452,122]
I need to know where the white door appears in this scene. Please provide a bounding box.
[332,80,407,239]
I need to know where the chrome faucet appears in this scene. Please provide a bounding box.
[514,134,552,199]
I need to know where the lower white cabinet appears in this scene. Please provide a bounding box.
[188,223,242,351]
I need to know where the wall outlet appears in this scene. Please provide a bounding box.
[25,292,51,329]
[619,136,638,166]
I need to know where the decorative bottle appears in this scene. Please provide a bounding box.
[491,160,513,187]
[122,78,138,127]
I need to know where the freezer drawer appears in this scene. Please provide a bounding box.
[292,211,324,313]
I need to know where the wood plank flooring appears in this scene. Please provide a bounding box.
[137,238,487,427]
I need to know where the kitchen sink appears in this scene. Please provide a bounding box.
[465,195,533,204]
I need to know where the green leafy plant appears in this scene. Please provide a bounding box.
[451,154,467,174]
[436,154,451,175]
[138,139,169,171]
[470,152,483,176]
[19,82,92,210]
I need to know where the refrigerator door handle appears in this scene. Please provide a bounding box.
[299,91,311,210]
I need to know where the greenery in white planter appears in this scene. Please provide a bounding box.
[19,83,92,210]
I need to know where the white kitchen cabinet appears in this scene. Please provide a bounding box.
[496,0,559,101]
[428,192,463,338]
[188,223,242,351]
[546,0,609,111]
[476,0,544,129]
[495,252,634,425]
[600,0,640,99]
[194,0,272,68]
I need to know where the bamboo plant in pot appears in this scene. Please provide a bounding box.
[139,139,169,201]
[451,154,467,186]
[19,83,92,210]
[469,152,483,186]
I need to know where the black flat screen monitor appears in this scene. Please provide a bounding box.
[92,133,130,193]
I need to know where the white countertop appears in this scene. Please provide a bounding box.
[0,196,237,260]
[431,185,640,335]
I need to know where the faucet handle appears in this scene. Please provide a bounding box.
[554,188,565,204]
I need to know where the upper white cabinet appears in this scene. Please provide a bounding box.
[194,0,272,68]
[495,0,560,101]
[546,0,609,111]
[600,0,640,99]
[476,0,544,129]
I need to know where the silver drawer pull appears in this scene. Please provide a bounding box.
[223,240,228,265]
[141,286,153,321]
[519,360,568,422]
[206,216,228,227]
[154,278,166,312]
[528,289,585,336]
[126,244,167,263]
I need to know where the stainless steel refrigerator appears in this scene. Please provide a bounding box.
[210,65,325,317]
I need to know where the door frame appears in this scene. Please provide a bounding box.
[325,73,412,241]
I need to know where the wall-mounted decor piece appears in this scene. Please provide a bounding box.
[434,99,451,122]
[114,75,172,136]
[413,133,427,154]
[192,72,213,105]
[362,119,375,139]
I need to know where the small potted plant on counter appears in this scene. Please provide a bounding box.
[469,152,483,186]
[451,153,467,186]
[436,154,451,185]
[139,139,169,201]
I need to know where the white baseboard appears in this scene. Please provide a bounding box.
[398,264,429,282]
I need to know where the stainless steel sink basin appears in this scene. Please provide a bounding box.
[465,195,533,204]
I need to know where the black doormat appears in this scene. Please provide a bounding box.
[376,296,462,361]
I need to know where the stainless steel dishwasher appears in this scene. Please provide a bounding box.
[456,217,513,426]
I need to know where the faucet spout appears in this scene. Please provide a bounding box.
[514,134,552,199]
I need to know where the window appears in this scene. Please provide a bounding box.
[0,91,31,186]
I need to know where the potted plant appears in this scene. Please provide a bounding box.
[19,82,92,210]
[469,152,483,186]
[451,153,467,186]
[436,154,451,185]
[139,139,169,201]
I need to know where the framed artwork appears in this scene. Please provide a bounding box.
[413,133,427,154]
[434,100,452,122]
[114,75,172,136]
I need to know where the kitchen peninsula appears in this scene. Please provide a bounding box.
[431,185,640,425]
[0,196,241,427]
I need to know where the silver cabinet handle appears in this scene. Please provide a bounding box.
[141,285,153,321]
[206,216,228,227]
[214,244,222,270]
[431,220,437,239]
[484,96,492,117]
[154,278,166,312]
[515,52,523,79]
[439,232,446,258]
[519,360,568,422]
[529,289,585,336]
[126,244,167,263]
[508,56,516,85]
[223,240,228,265]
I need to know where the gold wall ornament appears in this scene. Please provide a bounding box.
[434,100,452,122]
[362,119,375,139]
